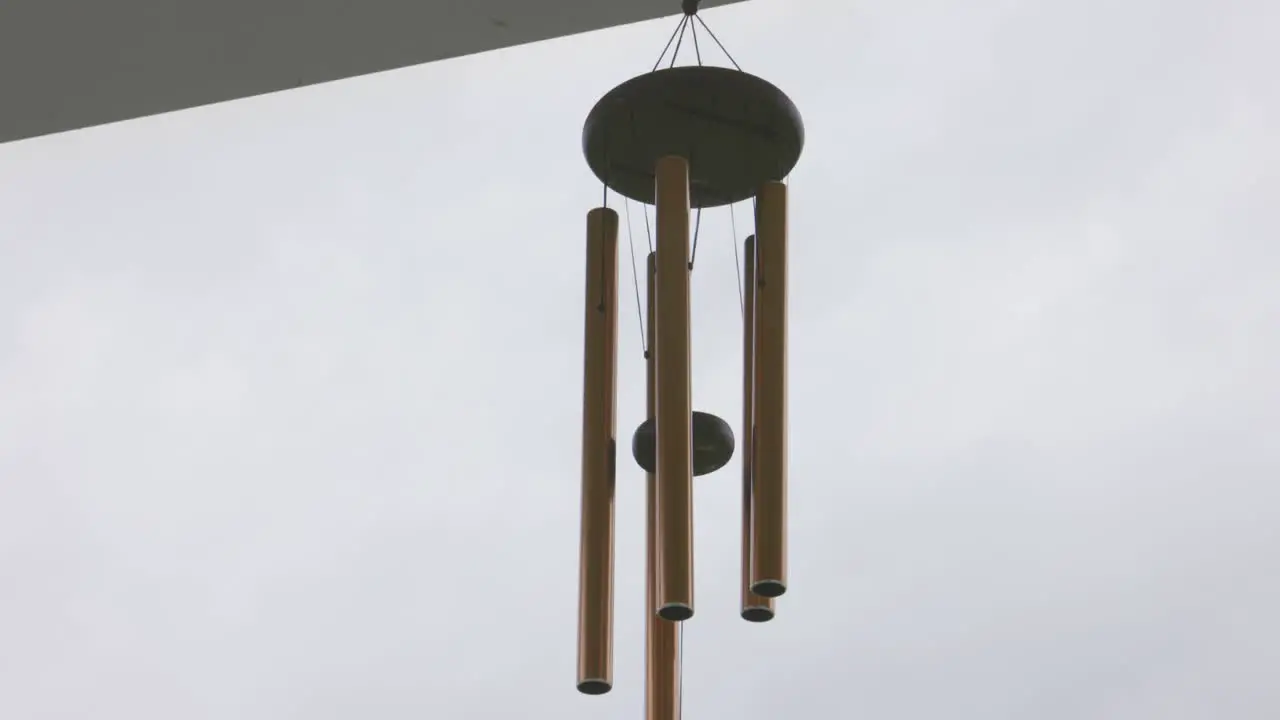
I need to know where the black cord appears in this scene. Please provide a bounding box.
[690,14,703,66]
[651,15,687,72]
[653,2,739,73]
[752,194,762,287]
[688,207,703,270]
[623,198,647,356]
[694,14,742,71]
[730,203,744,315]
[643,204,654,255]
[598,181,609,311]
[669,16,689,69]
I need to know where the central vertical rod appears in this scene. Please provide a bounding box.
[654,155,695,622]
[645,252,681,720]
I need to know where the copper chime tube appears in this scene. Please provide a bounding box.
[654,155,695,621]
[645,252,681,720]
[577,207,620,694]
[751,182,788,599]
[741,235,776,622]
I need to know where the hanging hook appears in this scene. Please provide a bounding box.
[682,0,700,16]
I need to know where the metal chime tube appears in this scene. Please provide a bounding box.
[740,235,775,622]
[645,252,681,720]
[654,155,695,621]
[577,207,620,694]
[751,182,788,599]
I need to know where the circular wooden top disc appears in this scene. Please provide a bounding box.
[583,66,804,208]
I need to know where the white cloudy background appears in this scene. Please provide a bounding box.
[2,0,1278,717]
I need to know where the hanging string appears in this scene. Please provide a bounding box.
[597,181,609,311]
[693,14,742,71]
[690,13,703,66]
[687,207,703,270]
[651,2,741,73]
[669,16,690,69]
[751,193,763,287]
[651,15,688,72]
[623,198,648,356]
[730,202,744,315]
[643,204,654,255]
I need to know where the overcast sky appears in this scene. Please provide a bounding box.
[2,0,1278,718]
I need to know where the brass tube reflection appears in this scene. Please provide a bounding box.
[751,183,788,599]
[577,207,620,694]
[645,252,681,720]
[654,155,695,622]
[741,235,775,622]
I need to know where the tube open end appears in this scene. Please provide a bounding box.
[577,679,612,696]
[741,606,775,623]
[750,580,786,598]
[658,603,694,622]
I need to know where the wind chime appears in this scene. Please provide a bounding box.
[576,1,803,717]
